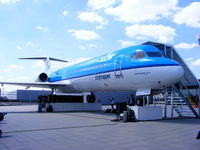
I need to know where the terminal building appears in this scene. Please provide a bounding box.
[2,90,51,102]
[1,89,134,104]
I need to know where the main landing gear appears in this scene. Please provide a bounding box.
[0,112,7,137]
[86,93,96,103]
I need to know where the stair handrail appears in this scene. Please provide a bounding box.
[174,85,199,118]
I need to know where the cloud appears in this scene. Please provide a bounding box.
[174,42,198,49]
[0,0,20,4]
[63,10,68,16]
[118,40,135,47]
[31,60,45,70]
[16,46,23,50]
[0,64,24,73]
[105,0,178,24]
[51,58,91,70]
[68,29,99,40]
[8,65,24,70]
[191,59,200,66]
[26,41,39,47]
[78,11,107,29]
[185,57,193,62]
[125,24,176,43]
[88,0,116,10]
[64,58,91,67]
[36,26,48,32]
[79,44,97,50]
[173,2,200,28]
[88,44,96,47]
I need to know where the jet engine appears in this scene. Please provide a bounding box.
[36,72,48,82]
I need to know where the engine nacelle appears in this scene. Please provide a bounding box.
[36,73,48,82]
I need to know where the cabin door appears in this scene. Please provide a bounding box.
[114,55,123,78]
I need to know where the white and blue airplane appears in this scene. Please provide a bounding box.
[0,44,184,98]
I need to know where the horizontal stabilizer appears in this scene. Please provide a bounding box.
[19,57,68,63]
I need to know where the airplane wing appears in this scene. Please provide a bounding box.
[0,81,68,89]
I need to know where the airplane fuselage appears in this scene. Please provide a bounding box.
[48,45,184,93]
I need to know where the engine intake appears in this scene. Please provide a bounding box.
[38,73,48,82]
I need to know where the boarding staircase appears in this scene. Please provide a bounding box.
[166,85,198,117]
[143,41,200,118]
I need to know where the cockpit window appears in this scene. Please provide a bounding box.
[146,51,162,57]
[131,51,146,60]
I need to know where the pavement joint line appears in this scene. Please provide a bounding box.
[59,113,114,121]
[3,122,118,134]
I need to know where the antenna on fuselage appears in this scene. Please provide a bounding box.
[19,57,68,73]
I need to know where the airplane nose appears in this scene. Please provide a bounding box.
[148,57,185,87]
[163,59,184,84]
[172,64,184,81]
[137,57,184,87]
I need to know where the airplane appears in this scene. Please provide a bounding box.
[0,44,184,105]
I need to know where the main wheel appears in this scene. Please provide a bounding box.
[0,113,4,121]
[0,130,2,137]
[86,93,96,103]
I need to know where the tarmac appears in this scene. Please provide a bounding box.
[0,105,200,150]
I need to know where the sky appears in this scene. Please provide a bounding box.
[0,0,200,91]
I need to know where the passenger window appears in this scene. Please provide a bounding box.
[131,51,146,60]
[146,51,162,57]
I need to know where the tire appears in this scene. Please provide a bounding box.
[0,130,2,137]
[46,105,53,112]
[86,93,96,103]
[0,113,4,121]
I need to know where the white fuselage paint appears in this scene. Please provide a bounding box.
[56,65,184,93]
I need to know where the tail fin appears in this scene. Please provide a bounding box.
[19,57,68,73]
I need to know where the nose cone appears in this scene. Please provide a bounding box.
[171,64,184,82]
[142,57,185,87]
[160,58,184,85]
